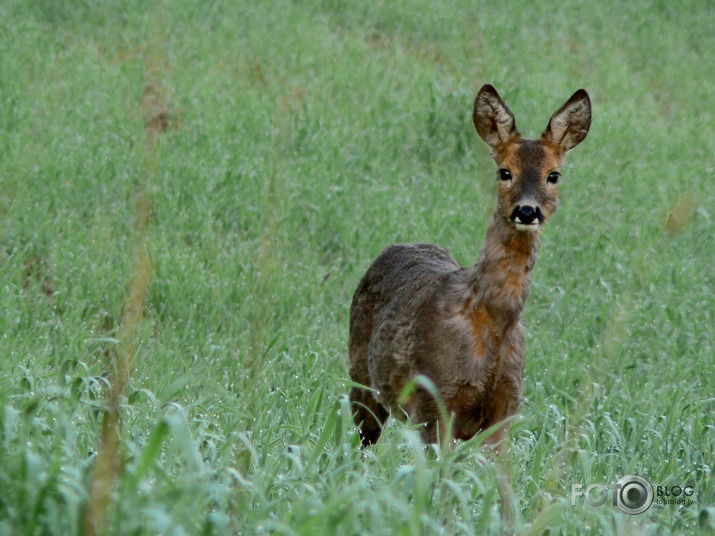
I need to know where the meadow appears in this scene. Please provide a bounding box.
[0,0,713,534]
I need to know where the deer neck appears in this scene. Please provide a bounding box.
[465,211,540,335]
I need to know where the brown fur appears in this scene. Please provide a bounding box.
[349,85,591,447]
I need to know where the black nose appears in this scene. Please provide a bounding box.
[513,205,541,224]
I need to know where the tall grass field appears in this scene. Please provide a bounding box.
[0,0,713,534]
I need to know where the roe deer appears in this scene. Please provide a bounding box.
[348,85,591,447]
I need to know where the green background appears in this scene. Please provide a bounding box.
[0,0,713,533]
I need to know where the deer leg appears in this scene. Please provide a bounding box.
[349,385,388,447]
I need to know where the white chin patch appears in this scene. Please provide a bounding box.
[514,222,540,232]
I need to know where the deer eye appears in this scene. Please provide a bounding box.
[498,169,512,181]
[547,171,560,184]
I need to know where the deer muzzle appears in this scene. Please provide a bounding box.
[511,205,544,231]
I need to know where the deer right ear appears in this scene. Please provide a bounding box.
[473,84,519,150]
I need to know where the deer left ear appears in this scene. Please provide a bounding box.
[543,89,591,152]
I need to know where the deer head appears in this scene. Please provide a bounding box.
[473,85,592,232]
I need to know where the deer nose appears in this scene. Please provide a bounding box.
[513,205,541,225]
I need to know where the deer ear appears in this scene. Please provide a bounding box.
[543,89,591,152]
[473,85,519,150]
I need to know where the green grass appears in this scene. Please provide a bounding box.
[1,0,713,534]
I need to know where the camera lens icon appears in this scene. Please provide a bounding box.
[616,475,654,514]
